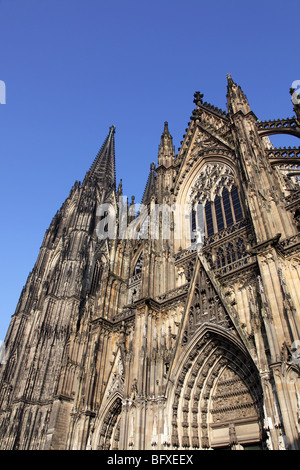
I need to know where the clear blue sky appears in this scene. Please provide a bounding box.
[0,0,299,338]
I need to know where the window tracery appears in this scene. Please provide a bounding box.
[187,163,244,243]
[134,253,143,275]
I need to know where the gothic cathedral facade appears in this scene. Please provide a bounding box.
[1,76,300,450]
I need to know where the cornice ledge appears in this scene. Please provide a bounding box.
[249,233,281,255]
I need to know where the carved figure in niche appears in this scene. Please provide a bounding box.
[130,379,138,400]
[195,303,201,321]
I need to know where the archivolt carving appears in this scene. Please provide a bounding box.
[94,396,122,450]
[169,325,263,449]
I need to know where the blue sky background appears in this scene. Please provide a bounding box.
[0,0,299,338]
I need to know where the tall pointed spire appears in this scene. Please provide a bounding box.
[86,125,116,190]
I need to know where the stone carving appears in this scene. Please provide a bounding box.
[188,163,235,205]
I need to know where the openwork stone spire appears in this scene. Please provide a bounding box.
[87,125,116,190]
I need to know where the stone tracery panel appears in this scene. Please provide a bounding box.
[187,162,236,206]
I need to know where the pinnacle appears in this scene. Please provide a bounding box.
[162,121,172,138]
[158,121,175,166]
[227,73,233,83]
[193,91,204,105]
[142,162,156,204]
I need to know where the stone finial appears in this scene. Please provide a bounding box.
[193,91,204,105]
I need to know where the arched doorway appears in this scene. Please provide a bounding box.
[95,397,122,450]
[168,326,265,449]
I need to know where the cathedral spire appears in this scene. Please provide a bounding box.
[86,125,116,190]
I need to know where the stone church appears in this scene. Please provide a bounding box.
[0,75,300,450]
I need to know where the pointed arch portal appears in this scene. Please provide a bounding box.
[169,325,264,450]
[96,396,122,450]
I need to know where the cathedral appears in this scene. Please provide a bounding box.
[0,75,300,450]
